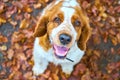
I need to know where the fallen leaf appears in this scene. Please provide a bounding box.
[19,19,30,29]
[0,45,7,51]
[0,35,8,43]
[81,70,92,80]
[34,3,42,9]
[7,49,14,60]
[109,35,118,46]
[23,72,32,79]
[0,17,6,24]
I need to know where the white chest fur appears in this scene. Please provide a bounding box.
[32,38,84,75]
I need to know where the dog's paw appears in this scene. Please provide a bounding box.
[32,65,45,76]
[62,66,73,75]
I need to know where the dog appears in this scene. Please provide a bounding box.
[32,0,91,75]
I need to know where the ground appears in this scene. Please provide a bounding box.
[0,0,120,80]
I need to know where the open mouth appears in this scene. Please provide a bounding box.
[53,44,69,59]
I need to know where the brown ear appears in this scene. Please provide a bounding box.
[78,20,91,51]
[39,33,51,51]
[33,15,48,37]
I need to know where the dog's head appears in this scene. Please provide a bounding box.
[33,0,91,59]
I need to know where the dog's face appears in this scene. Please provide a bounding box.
[33,0,91,59]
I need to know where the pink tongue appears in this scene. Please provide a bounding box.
[54,45,69,56]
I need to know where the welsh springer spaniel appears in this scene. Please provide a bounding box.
[32,0,91,75]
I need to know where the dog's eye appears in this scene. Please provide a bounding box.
[53,17,61,24]
[74,20,81,27]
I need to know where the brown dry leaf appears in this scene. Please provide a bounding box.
[41,70,51,79]
[23,72,32,79]
[11,64,20,72]
[0,3,5,13]
[15,14,23,21]
[11,32,26,44]
[52,73,59,80]
[7,49,14,60]
[93,35,101,45]
[72,70,79,76]
[81,70,92,80]
[75,63,87,75]
[8,71,16,79]
[17,53,27,61]
[48,77,53,80]
[6,61,13,68]
[20,19,30,29]
[0,45,7,51]
[116,62,120,68]
[109,29,116,36]
[0,17,6,24]
[118,17,120,23]
[23,29,33,38]
[91,6,98,16]
[85,48,93,56]
[82,1,89,9]
[8,19,17,27]
[112,73,120,79]
[102,32,108,43]
[102,74,112,80]
[98,6,107,19]
[110,47,115,54]
[116,33,120,43]
[110,35,118,46]
[6,6,17,18]
[38,77,46,80]
[106,63,116,74]
[93,50,100,58]
[100,12,107,20]
[23,43,33,50]
[34,3,42,9]
[89,57,98,71]
[12,71,23,80]
[114,6,120,13]
[14,43,22,50]
[38,0,49,6]
[0,35,8,43]
[23,5,33,13]
[26,49,32,59]
[12,1,24,9]
[21,62,28,71]
[24,13,31,20]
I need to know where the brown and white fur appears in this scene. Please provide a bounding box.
[32,0,91,75]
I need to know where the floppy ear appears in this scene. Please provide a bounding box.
[78,18,91,51]
[33,15,48,37]
[39,33,51,51]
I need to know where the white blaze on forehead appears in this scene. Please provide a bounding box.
[51,7,77,46]
[61,7,77,39]
[50,0,80,46]
[62,0,80,7]
[61,7,74,22]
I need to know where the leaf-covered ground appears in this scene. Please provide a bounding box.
[0,0,120,80]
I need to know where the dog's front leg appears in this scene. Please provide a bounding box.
[61,63,74,75]
[32,55,48,76]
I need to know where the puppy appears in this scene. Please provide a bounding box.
[32,0,91,75]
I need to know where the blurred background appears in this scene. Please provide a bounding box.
[0,0,120,80]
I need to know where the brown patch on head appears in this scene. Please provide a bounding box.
[33,1,64,51]
[33,1,63,37]
[72,6,91,50]
[47,11,64,36]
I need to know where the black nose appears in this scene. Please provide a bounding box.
[59,34,72,45]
